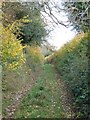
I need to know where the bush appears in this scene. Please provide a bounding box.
[25,45,44,71]
[50,32,89,118]
[0,23,25,70]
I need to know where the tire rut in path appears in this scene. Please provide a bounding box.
[4,80,35,118]
[53,67,75,118]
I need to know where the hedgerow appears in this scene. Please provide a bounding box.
[49,32,89,118]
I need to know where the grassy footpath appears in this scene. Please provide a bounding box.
[14,64,65,118]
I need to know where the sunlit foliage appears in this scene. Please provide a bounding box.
[0,23,26,70]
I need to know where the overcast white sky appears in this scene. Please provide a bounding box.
[48,26,76,50]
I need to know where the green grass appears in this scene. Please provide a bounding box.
[2,96,13,116]
[15,64,65,118]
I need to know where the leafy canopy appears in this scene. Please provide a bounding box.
[63,2,90,32]
[2,2,47,45]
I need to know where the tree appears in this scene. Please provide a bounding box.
[38,1,90,32]
[3,1,89,44]
[2,2,47,45]
[38,0,68,28]
[62,2,90,32]
[19,2,47,45]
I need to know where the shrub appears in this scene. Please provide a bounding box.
[0,23,25,70]
[50,32,89,118]
[25,45,44,71]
